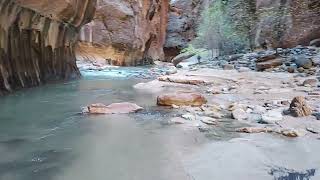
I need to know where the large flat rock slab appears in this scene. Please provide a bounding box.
[86,102,143,114]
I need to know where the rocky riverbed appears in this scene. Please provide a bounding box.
[132,46,320,140]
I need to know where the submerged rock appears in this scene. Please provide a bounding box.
[157,92,207,107]
[303,79,318,87]
[200,116,217,125]
[289,96,313,117]
[86,102,143,114]
[232,109,248,121]
[261,109,283,124]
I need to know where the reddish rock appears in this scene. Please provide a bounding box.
[87,102,143,114]
[236,127,273,133]
[256,58,284,71]
[157,92,207,107]
[0,0,96,93]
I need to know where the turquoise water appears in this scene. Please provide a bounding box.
[0,67,319,180]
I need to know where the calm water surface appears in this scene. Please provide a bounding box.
[0,67,319,180]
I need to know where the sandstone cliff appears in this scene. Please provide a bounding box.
[165,0,320,55]
[77,0,169,66]
[0,0,96,93]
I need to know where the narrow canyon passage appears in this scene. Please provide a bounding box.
[1,0,320,180]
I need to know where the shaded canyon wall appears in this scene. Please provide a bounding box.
[0,0,96,93]
[78,0,169,66]
[165,0,320,56]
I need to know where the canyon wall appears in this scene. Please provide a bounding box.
[0,0,96,93]
[78,0,169,66]
[254,0,320,48]
[164,0,207,60]
[165,0,320,55]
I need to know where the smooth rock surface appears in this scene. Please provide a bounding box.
[87,102,143,114]
[157,92,207,107]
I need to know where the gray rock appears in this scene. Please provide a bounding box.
[292,55,313,69]
[232,109,249,121]
[260,109,283,124]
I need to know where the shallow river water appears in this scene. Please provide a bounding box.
[0,67,319,180]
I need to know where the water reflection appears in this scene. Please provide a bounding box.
[270,167,316,180]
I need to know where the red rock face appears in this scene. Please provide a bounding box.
[164,0,205,61]
[254,0,320,48]
[0,0,96,93]
[78,0,169,66]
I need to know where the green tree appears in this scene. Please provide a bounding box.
[194,0,251,56]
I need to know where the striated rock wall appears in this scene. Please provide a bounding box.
[0,0,96,93]
[78,0,169,66]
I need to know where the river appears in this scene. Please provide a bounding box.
[0,67,319,180]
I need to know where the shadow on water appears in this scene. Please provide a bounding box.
[270,167,316,180]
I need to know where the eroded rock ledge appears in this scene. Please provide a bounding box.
[0,0,96,93]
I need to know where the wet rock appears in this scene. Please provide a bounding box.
[223,64,235,70]
[289,96,312,117]
[260,109,283,124]
[157,92,207,107]
[256,58,284,71]
[313,112,320,120]
[170,117,186,124]
[172,53,195,66]
[236,127,273,133]
[238,67,251,72]
[256,53,278,63]
[200,117,217,125]
[297,67,305,73]
[287,67,295,73]
[303,79,318,87]
[158,76,206,85]
[87,102,143,114]
[165,67,178,75]
[181,114,196,121]
[232,109,248,121]
[281,129,306,138]
[293,55,313,69]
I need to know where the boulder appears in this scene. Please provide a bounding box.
[256,58,284,71]
[87,102,143,114]
[303,79,318,87]
[289,96,313,117]
[281,129,306,138]
[172,53,195,67]
[260,109,283,124]
[232,109,249,121]
[223,64,235,70]
[157,92,207,107]
[293,55,313,69]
